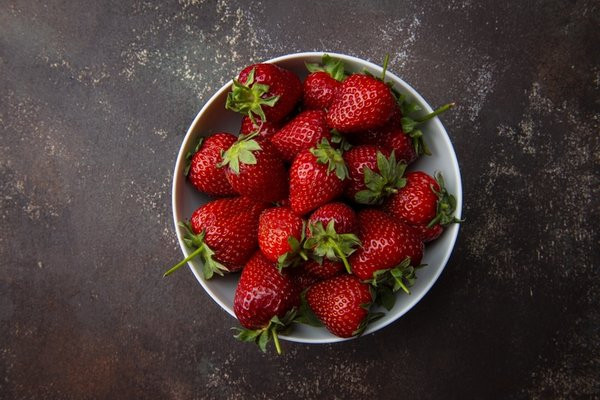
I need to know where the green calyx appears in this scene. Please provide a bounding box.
[401,103,455,135]
[427,172,463,228]
[225,68,280,124]
[305,54,346,81]
[330,129,353,152]
[277,228,309,271]
[353,291,383,337]
[218,133,261,174]
[303,220,361,274]
[233,308,297,354]
[381,54,390,81]
[184,137,204,176]
[355,151,407,205]
[369,257,424,300]
[353,309,385,337]
[163,221,229,280]
[310,138,349,180]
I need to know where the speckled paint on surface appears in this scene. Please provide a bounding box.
[1,0,599,398]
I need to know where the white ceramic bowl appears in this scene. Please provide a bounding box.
[172,52,462,344]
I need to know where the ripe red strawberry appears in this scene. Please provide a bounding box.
[226,63,302,123]
[303,72,342,110]
[258,207,307,267]
[304,202,360,274]
[386,171,439,226]
[352,127,418,165]
[185,133,237,196]
[327,74,396,133]
[233,252,301,353]
[384,171,460,242]
[289,139,348,215]
[303,54,346,110]
[239,116,280,138]
[290,259,344,291]
[304,259,344,280]
[411,223,445,243]
[343,145,407,204]
[307,202,358,235]
[164,197,268,279]
[221,136,288,203]
[305,275,378,338]
[271,110,331,162]
[349,210,423,294]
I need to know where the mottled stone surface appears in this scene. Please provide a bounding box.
[1,0,599,398]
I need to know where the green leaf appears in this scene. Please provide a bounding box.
[402,117,416,133]
[376,286,396,311]
[184,137,204,176]
[305,54,346,82]
[426,172,463,228]
[228,155,240,174]
[257,330,269,352]
[238,149,257,164]
[352,311,384,337]
[295,292,324,327]
[305,62,322,73]
[322,54,346,81]
[244,140,262,151]
[355,190,378,204]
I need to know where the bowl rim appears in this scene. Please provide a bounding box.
[171,51,463,344]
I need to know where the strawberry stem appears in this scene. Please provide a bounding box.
[299,251,308,261]
[381,54,390,81]
[394,276,411,295]
[416,103,455,123]
[163,246,203,277]
[272,331,282,355]
[330,239,352,274]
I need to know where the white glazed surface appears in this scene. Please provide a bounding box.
[172,52,462,344]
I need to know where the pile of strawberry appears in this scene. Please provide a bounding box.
[166,55,460,354]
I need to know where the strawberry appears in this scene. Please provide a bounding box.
[290,259,344,291]
[289,139,349,215]
[233,252,301,353]
[303,54,346,110]
[303,259,344,280]
[271,110,331,162]
[257,207,307,268]
[349,210,424,294]
[307,202,358,235]
[305,275,380,338]
[226,63,302,123]
[304,202,360,274]
[164,197,268,279]
[352,126,418,165]
[411,223,445,243]
[239,116,280,138]
[220,135,288,203]
[185,133,237,196]
[343,145,407,204]
[327,74,396,133]
[384,171,460,242]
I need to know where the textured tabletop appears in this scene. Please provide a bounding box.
[1,1,598,399]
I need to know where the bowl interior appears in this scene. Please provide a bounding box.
[172,52,462,344]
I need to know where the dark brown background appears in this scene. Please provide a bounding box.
[1,0,599,399]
